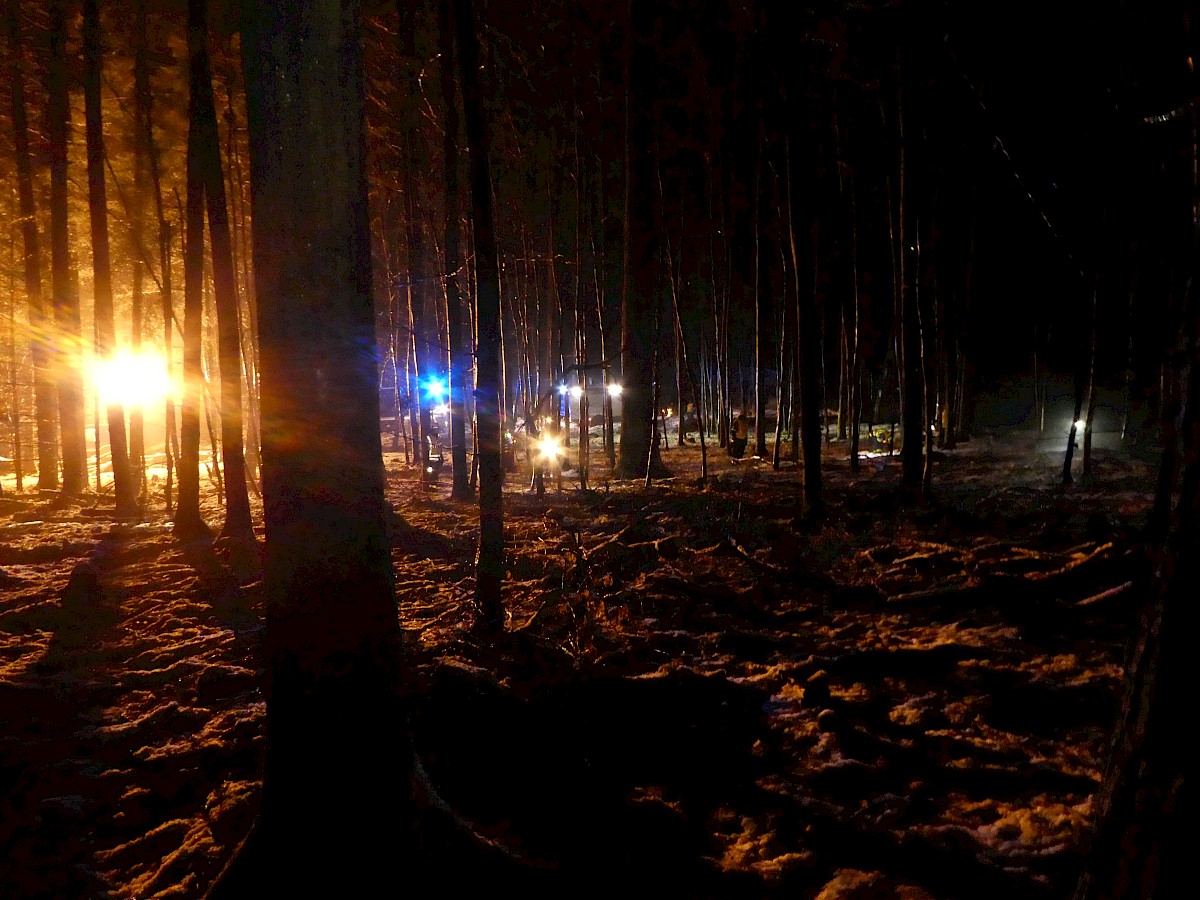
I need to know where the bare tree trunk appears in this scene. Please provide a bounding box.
[126,2,152,497]
[848,170,862,472]
[438,0,471,500]
[1120,270,1136,442]
[898,70,923,494]
[222,76,262,492]
[574,100,590,487]
[7,0,59,493]
[1063,281,1097,486]
[189,0,254,545]
[5,192,22,490]
[455,0,504,630]
[84,0,135,516]
[753,124,768,458]
[786,135,822,517]
[209,4,410,893]
[400,4,430,474]
[138,16,179,513]
[1081,285,1099,481]
[592,228,615,469]
[708,157,729,449]
[616,0,667,480]
[177,59,210,536]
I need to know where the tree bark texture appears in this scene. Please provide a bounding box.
[7,0,59,492]
[218,1,409,893]
[84,0,136,515]
[188,0,254,543]
[439,0,472,500]
[455,0,505,629]
[616,0,667,480]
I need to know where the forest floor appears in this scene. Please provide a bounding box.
[0,429,1152,899]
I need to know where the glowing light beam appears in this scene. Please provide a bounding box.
[536,434,564,463]
[90,349,173,410]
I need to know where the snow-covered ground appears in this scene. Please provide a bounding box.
[1,431,1151,897]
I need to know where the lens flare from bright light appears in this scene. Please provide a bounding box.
[570,385,583,400]
[557,384,569,396]
[607,383,622,398]
[536,434,564,462]
[1074,419,1086,431]
[425,377,447,401]
[91,349,173,409]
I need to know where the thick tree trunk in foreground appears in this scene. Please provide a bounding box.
[210,2,409,894]
[84,0,135,516]
[189,0,254,544]
[455,0,505,629]
[616,0,667,480]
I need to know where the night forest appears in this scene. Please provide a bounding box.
[0,0,1194,897]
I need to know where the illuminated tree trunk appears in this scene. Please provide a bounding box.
[439,0,471,500]
[139,32,179,515]
[210,2,410,893]
[592,170,616,469]
[616,0,667,480]
[400,4,431,474]
[453,0,504,629]
[222,79,263,491]
[48,0,86,496]
[6,196,22,491]
[1063,281,1097,486]
[6,0,58,493]
[189,0,254,545]
[128,0,150,497]
[176,24,209,538]
[574,103,590,486]
[83,0,135,516]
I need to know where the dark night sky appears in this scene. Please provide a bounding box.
[938,0,1194,383]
